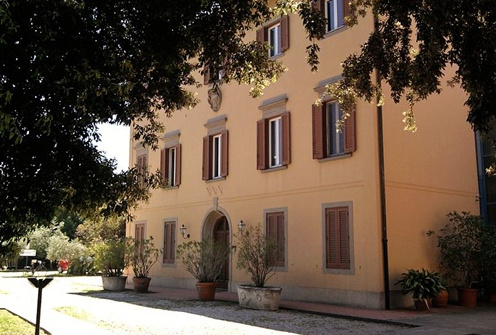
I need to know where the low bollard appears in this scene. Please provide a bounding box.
[27,277,53,335]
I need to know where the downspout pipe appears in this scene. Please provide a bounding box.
[374,12,391,310]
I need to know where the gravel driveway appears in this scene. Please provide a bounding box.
[0,275,407,335]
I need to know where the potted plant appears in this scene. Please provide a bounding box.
[235,223,282,311]
[176,237,231,301]
[125,236,162,293]
[396,268,445,311]
[93,239,128,291]
[429,211,484,307]
[481,222,496,302]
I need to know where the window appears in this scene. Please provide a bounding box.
[161,144,181,187]
[257,112,290,170]
[313,0,350,33]
[312,101,355,159]
[135,223,145,258]
[256,16,290,57]
[163,221,176,264]
[202,130,228,180]
[325,206,350,270]
[266,211,286,268]
[137,154,148,187]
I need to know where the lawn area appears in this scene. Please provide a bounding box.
[0,309,48,335]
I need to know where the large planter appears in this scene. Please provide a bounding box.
[102,276,127,291]
[237,285,282,311]
[196,282,217,301]
[133,277,152,293]
[458,287,478,307]
[413,299,431,311]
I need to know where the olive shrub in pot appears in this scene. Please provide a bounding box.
[235,223,282,311]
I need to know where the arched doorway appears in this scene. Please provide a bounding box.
[213,216,229,289]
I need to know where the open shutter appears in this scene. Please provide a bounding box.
[175,144,182,186]
[203,65,210,85]
[221,130,228,177]
[312,0,325,12]
[344,106,356,153]
[160,149,167,180]
[343,0,354,20]
[281,112,291,166]
[256,26,267,43]
[257,119,268,170]
[338,208,350,269]
[280,16,290,52]
[312,104,326,159]
[202,136,211,180]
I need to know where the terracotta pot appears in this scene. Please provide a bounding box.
[133,277,152,293]
[457,287,478,307]
[433,289,449,307]
[237,285,283,311]
[101,276,127,291]
[196,282,217,301]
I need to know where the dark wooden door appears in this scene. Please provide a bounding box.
[214,217,229,289]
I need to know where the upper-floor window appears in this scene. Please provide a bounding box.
[257,112,290,170]
[161,144,181,187]
[137,154,148,187]
[256,16,290,58]
[312,101,355,159]
[203,130,228,180]
[313,0,350,34]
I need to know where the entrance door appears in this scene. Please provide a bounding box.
[213,216,229,289]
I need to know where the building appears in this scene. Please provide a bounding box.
[127,0,479,309]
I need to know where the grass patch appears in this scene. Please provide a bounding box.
[54,306,91,321]
[0,309,48,335]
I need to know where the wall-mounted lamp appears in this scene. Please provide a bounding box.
[180,224,190,239]
[238,220,246,231]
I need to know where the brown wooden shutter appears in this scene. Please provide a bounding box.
[344,106,356,153]
[313,0,325,12]
[257,119,268,170]
[221,130,228,177]
[276,213,285,267]
[281,112,291,166]
[343,0,354,20]
[137,154,147,187]
[256,26,267,43]
[175,144,181,186]
[160,149,167,180]
[202,136,211,180]
[280,16,290,52]
[325,207,350,269]
[203,65,210,85]
[163,222,176,264]
[312,104,326,159]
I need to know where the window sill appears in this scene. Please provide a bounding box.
[324,26,347,38]
[205,177,226,183]
[318,153,352,162]
[261,165,288,173]
[324,267,354,275]
[164,185,179,190]
[269,52,285,60]
[162,262,176,268]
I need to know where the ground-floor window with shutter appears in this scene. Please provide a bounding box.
[265,209,287,269]
[135,222,146,258]
[323,202,354,274]
[163,221,176,265]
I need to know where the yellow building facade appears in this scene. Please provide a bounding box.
[128,2,479,309]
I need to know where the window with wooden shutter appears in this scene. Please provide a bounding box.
[312,102,355,159]
[256,16,290,57]
[257,112,291,170]
[161,144,181,187]
[137,154,147,187]
[266,211,285,268]
[313,0,351,34]
[325,207,350,269]
[202,131,228,180]
[135,223,145,258]
[163,221,176,264]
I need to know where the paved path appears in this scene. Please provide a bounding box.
[1,274,496,334]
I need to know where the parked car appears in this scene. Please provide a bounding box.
[57,259,69,273]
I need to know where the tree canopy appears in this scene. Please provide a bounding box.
[2,0,496,245]
[0,0,323,246]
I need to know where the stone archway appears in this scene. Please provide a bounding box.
[203,210,230,290]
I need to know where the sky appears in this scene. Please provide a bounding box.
[96,123,130,172]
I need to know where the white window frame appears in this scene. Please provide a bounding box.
[269,116,283,168]
[212,134,222,178]
[167,146,177,186]
[326,0,344,32]
[268,22,282,57]
[326,101,345,156]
